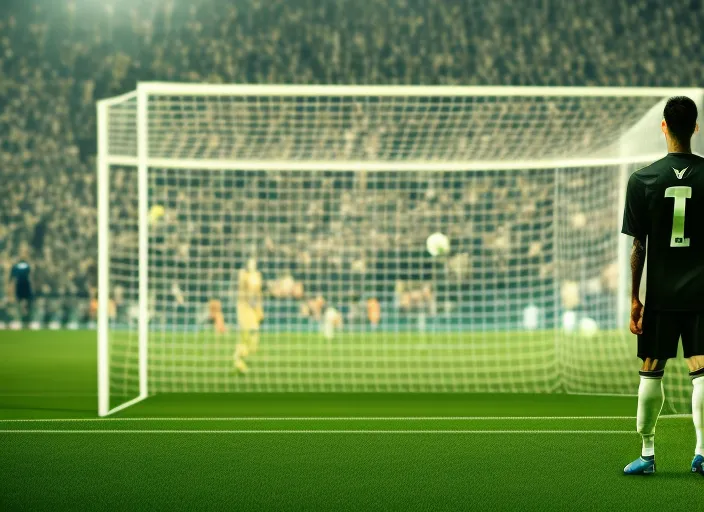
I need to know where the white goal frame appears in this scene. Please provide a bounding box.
[97,83,703,417]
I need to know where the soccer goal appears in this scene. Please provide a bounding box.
[97,83,703,416]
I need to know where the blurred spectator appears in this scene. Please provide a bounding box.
[301,295,325,321]
[269,273,304,299]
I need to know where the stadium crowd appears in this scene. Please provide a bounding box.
[1,0,702,327]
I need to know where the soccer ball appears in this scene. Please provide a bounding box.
[562,311,577,333]
[426,232,450,257]
[579,317,599,338]
[149,204,165,225]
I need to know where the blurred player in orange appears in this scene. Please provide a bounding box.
[367,298,381,328]
[234,258,263,373]
[208,299,227,334]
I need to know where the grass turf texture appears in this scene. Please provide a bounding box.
[1,331,701,511]
[107,328,646,397]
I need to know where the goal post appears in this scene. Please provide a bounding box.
[97,83,703,416]
[97,90,147,416]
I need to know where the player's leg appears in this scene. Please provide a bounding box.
[249,307,263,354]
[214,313,226,334]
[15,282,31,327]
[19,297,33,328]
[624,357,666,475]
[17,298,27,327]
[683,314,704,476]
[235,327,250,358]
[635,311,678,461]
[234,304,249,373]
[322,319,333,340]
[240,305,258,351]
[624,310,678,475]
[234,303,251,372]
[688,359,704,477]
[638,358,667,452]
[249,328,260,354]
[234,331,250,373]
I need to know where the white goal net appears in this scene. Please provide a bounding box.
[97,83,703,416]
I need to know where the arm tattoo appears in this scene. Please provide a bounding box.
[630,238,646,301]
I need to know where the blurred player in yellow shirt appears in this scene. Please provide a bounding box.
[234,258,263,373]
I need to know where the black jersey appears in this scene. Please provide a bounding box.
[10,260,32,299]
[622,152,704,311]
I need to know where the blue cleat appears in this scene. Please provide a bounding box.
[624,456,656,475]
[692,455,704,477]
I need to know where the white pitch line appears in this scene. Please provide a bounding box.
[0,416,638,423]
[0,415,691,423]
[0,429,636,435]
[0,393,97,397]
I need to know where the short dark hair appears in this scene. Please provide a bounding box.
[664,96,698,144]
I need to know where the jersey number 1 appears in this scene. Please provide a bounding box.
[665,186,692,247]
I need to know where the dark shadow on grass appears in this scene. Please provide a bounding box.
[622,471,701,481]
[649,471,702,481]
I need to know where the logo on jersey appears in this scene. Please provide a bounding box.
[672,167,688,179]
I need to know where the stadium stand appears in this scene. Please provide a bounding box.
[1,0,702,326]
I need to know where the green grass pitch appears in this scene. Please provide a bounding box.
[0,330,702,511]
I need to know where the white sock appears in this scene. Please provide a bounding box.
[693,375,704,457]
[637,375,664,457]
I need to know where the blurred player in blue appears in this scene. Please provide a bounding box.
[622,97,704,477]
[8,247,34,327]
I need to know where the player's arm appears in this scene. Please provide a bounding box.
[630,238,646,301]
[621,173,648,334]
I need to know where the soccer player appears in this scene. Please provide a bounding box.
[622,97,704,477]
[208,299,227,334]
[321,305,342,340]
[367,298,381,328]
[234,258,264,373]
[7,247,34,327]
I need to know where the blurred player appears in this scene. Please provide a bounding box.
[170,282,186,327]
[208,299,227,334]
[622,97,704,477]
[234,258,263,373]
[7,247,34,327]
[306,295,325,321]
[321,305,342,340]
[367,298,381,328]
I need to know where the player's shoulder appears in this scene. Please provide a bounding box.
[631,153,704,185]
[637,153,704,174]
[632,156,670,179]
[627,161,658,191]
